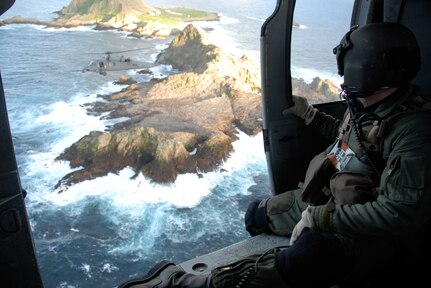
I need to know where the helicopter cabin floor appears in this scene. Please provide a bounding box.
[179,234,290,274]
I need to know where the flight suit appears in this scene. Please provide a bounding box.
[247,84,431,286]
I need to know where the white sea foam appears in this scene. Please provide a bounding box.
[218,14,241,25]
[192,15,245,57]
[42,25,97,33]
[155,43,169,51]
[101,263,119,273]
[0,23,24,30]
[34,82,124,151]
[39,130,266,210]
[246,15,266,22]
[21,82,128,203]
[58,282,76,288]
[150,64,174,78]
[33,130,265,255]
[103,116,130,127]
[80,264,92,278]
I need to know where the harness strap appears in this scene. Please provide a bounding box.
[337,112,351,143]
[333,93,431,175]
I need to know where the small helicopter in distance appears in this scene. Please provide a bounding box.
[81,47,155,75]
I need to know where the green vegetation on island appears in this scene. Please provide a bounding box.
[139,8,219,25]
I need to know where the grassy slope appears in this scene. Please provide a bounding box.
[143,8,218,24]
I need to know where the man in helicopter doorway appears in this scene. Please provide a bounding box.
[118,22,431,288]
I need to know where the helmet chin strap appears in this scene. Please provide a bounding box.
[340,86,365,118]
[339,84,383,177]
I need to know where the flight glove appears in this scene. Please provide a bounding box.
[244,199,270,236]
[283,95,318,125]
[290,205,316,245]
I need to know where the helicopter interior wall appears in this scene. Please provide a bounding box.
[260,0,298,195]
[397,0,431,98]
[351,0,431,97]
[350,0,383,26]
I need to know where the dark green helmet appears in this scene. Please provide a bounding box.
[333,22,421,97]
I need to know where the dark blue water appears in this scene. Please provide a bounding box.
[0,0,352,287]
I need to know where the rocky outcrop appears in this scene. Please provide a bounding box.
[156,25,261,93]
[114,75,137,85]
[55,24,340,189]
[1,15,51,26]
[292,77,340,103]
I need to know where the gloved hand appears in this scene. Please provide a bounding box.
[283,95,318,125]
[289,205,316,245]
[244,199,270,236]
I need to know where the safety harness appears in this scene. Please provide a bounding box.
[302,90,431,205]
[345,92,431,176]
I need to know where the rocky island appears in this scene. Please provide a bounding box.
[0,0,219,37]
[54,23,340,189]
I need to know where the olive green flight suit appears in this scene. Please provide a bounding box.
[261,85,431,282]
[267,85,431,235]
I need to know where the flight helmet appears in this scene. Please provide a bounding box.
[333,22,421,98]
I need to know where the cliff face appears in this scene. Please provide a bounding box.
[156,24,261,93]
[292,77,340,103]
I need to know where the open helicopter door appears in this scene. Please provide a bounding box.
[260,0,348,196]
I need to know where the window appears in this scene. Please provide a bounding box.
[0,1,278,287]
[291,0,353,104]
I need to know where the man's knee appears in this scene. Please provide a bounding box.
[275,228,353,287]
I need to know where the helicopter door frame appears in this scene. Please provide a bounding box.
[260,0,346,195]
[0,73,44,287]
[261,0,300,195]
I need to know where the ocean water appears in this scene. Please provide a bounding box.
[0,0,352,287]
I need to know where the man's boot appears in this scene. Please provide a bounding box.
[118,260,211,288]
[210,247,288,288]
